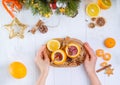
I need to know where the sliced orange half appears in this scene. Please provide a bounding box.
[96,49,104,57]
[86,3,100,17]
[9,62,27,79]
[65,43,81,58]
[98,0,112,9]
[103,53,111,61]
[51,49,66,65]
[47,40,60,52]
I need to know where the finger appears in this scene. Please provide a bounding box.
[37,45,46,58]
[84,43,95,57]
[84,43,97,61]
[43,49,50,62]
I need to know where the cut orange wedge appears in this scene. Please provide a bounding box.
[98,0,112,10]
[96,49,104,57]
[86,3,100,17]
[103,53,111,61]
[51,49,67,65]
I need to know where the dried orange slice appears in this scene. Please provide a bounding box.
[104,38,116,48]
[9,62,27,79]
[51,49,67,65]
[100,62,108,67]
[98,0,112,10]
[47,40,60,52]
[96,49,104,57]
[103,53,111,61]
[65,43,81,58]
[86,3,100,17]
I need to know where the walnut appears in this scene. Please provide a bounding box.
[39,25,48,34]
[96,17,106,27]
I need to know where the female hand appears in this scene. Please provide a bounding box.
[83,42,97,75]
[83,43,101,85]
[35,45,50,75]
[35,45,50,85]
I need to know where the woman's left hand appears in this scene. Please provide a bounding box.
[35,45,50,75]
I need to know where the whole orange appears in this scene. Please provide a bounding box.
[104,38,116,48]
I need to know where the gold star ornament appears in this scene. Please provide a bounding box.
[105,67,114,76]
[4,18,27,39]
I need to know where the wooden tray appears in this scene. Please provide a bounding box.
[45,37,86,67]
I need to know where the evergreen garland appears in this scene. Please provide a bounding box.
[19,0,81,18]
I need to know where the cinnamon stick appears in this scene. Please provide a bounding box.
[96,64,112,73]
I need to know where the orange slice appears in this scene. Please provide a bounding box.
[98,0,112,10]
[51,49,67,65]
[47,40,60,52]
[65,43,80,58]
[104,38,116,48]
[96,49,104,57]
[86,3,100,17]
[103,53,111,61]
[9,62,27,79]
[100,61,108,67]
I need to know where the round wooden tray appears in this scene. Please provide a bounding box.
[45,37,86,67]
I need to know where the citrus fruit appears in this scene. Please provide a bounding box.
[51,49,66,65]
[96,49,104,57]
[86,3,100,17]
[65,43,81,58]
[103,53,111,61]
[98,0,112,9]
[9,62,27,79]
[100,62,108,67]
[47,40,60,52]
[104,38,116,48]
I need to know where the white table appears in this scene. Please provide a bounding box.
[0,0,120,85]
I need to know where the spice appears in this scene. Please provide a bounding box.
[96,64,111,73]
[88,23,95,28]
[29,20,48,34]
[91,17,96,21]
[39,25,48,34]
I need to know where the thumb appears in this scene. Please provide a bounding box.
[43,49,50,62]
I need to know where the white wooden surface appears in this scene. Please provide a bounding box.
[0,0,120,85]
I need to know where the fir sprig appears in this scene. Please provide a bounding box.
[19,0,81,18]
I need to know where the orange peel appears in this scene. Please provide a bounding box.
[51,49,67,65]
[65,43,81,58]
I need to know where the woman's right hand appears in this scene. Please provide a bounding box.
[83,42,97,76]
[83,42,101,85]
